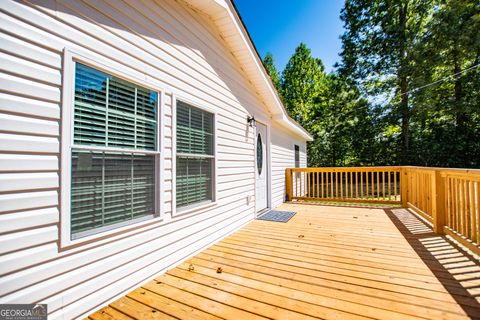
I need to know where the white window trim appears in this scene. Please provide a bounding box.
[60,48,165,249]
[171,94,218,217]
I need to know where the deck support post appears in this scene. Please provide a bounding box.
[432,170,446,234]
[285,168,293,202]
[400,168,408,207]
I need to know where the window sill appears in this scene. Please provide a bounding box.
[173,201,217,218]
[59,214,164,252]
[71,214,156,241]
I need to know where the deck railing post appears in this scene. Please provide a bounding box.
[285,168,292,202]
[400,168,408,207]
[432,170,446,234]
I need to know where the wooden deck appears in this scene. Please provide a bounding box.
[87,203,480,319]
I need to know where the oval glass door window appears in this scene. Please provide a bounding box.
[257,133,263,175]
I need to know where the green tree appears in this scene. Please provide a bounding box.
[281,43,325,126]
[411,0,480,167]
[308,75,377,167]
[272,0,479,169]
[278,43,377,167]
[339,0,433,163]
[263,52,282,95]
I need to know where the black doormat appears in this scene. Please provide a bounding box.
[257,210,296,223]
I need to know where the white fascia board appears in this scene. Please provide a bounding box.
[271,114,314,141]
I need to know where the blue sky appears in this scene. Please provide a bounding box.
[234,0,345,73]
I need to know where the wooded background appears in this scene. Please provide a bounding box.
[263,0,480,168]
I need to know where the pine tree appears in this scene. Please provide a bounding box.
[339,0,433,163]
[263,52,282,95]
[281,43,325,126]
[415,0,480,167]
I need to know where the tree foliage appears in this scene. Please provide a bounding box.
[410,0,480,167]
[339,0,433,162]
[263,1,479,168]
[263,52,282,94]
[281,43,325,126]
[337,0,480,167]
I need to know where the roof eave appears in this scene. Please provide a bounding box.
[181,0,314,142]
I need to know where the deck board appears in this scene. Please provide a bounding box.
[88,203,480,319]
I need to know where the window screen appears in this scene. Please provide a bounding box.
[71,63,158,238]
[176,101,214,209]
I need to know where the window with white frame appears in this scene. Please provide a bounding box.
[176,101,215,209]
[70,62,159,239]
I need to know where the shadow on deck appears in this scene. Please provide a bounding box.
[385,207,480,318]
[88,203,480,320]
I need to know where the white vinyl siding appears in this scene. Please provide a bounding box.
[271,122,307,208]
[0,1,307,319]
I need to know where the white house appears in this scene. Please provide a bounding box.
[0,0,312,318]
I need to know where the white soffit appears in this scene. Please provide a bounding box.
[181,0,313,141]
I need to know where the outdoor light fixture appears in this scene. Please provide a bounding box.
[247,115,256,127]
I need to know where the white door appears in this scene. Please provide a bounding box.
[255,122,268,212]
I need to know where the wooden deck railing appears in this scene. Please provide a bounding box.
[441,169,480,252]
[286,166,480,255]
[286,167,402,204]
[403,167,437,223]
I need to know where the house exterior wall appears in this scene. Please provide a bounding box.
[271,122,307,208]
[0,0,307,319]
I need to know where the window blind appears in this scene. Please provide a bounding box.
[71,151,155,235]
[73,63,157,150]
[176,157,212,208]
[176,101,213,155]
[71,63,158,238]
[176,101,214,208]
